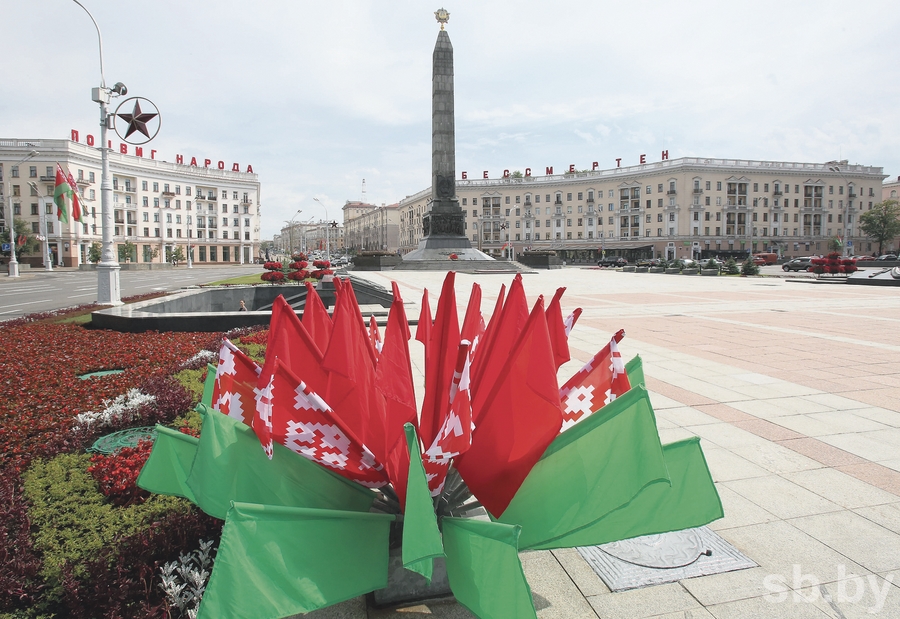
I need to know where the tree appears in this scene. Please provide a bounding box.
[88,241,102,264]
[118,240,137,263]
[171,246,185,263]
[859,199,900,256]
[0,218,40,259]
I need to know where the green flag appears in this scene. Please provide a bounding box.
[401,423,443,583]
[498,386,669,549]
[136,424,199,503]
[625,354,644,388]
[185,408,375,519]
[201,362,217,408]
[541,437,723,549]
[442,518,537,619]
[197,502,393,619]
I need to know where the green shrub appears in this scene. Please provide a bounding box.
[741,258,760,275]
[172,367,206,406]
[22,453,190,599]
[724,257,740,274]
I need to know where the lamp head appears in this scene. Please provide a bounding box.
[111,82,127,96]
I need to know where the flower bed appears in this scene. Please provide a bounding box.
[0,314,224,617]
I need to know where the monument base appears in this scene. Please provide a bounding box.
[395,235,526,271]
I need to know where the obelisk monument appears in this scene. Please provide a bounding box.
[398,8,500,268]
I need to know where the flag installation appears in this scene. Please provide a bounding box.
[139,273,722,619]
[53,163,71,224]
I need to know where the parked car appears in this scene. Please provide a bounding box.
[672,258,698,269]
[598,256,627,267]
[698,258,720,269]
[751,256,768,266]
[636,258,663,267]
[854,255,875,261]
[876,254,898,261]
[782,258,813,272]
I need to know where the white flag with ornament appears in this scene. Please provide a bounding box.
[212,339,261,426]
[558,329,630,432]
[423,341,474,496]
[267,358,389,488]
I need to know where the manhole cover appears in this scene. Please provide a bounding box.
[578,526,756,592]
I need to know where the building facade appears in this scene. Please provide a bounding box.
[397,157,887,262]
[1,138,261,267]
[342,201,400,254]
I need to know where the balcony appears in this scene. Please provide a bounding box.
[848,192,857,199]
[693,187,703,194]
[586,196,594,202]
[162,191,175,197]
[667,189,677,195]
[40,175,55,182]
[773,189,783,196]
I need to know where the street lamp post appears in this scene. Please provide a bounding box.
[73,0,126,305]
[27,182,53,271]
[6,150,39,278]
[827,162,853,257]
[313,198,330,263]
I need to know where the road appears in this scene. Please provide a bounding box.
[0,264,259,321]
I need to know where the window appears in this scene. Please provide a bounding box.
[668,213,675,222]
[152,182,159,192]
[716,181,722,191]
[657,213,663,222]
[154,198,160,207]
[705,181,711,190]
[505,196,510,204]
[30,203,38,216]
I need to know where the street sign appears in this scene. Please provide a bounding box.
[1,243,9,252]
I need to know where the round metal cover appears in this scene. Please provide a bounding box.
[600,529,710,569]
[88,426,157,454]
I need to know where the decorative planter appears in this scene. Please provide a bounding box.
[518,251,562,269]
[665,268,681,274]
[648,266,665,273]
[352,253,402,271]
[700,269,719,276]
[682,268,699,275]
[622,266,636,272]
[634,266,649,273]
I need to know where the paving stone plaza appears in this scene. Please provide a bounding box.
[307,267,900,619]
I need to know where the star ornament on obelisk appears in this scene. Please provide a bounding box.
[117,99,157,139]
[435,7,449,30]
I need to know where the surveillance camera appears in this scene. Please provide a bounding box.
[112,82,127,96]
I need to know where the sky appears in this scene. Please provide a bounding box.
[4,1,899,239]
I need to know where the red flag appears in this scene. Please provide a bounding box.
[415,288,433,348]
[545,287,570,370]
[471,283,505,371]
[253,295,327,458]
[302,281,332,354]
[558,329,629,432]
[66,172,82,221]
[322,287,388,464]
[470,274,528,423]
[342,279,378,369]
[455,297,563,517]
[460,283,485,358]
[268,359,389,488]
[16,235,26,247]
[212,339,261,426]
[377,282,419,509]
[418,271,461,448]
[423,341,473,496]
[369,315,382,354]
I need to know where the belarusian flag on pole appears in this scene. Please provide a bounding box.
[53,164,71,224]
[66,172,83,222]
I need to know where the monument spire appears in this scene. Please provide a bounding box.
[396,10,513,270]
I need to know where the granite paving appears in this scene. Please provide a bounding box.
[302,266,900,619]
